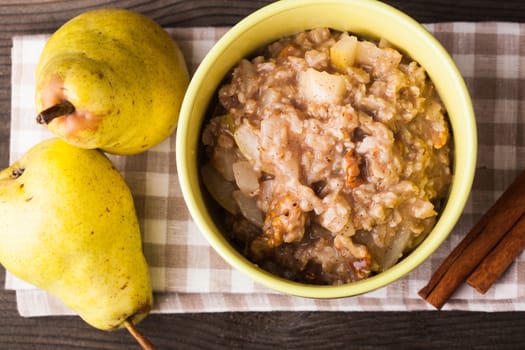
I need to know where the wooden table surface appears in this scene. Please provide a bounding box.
[2,1,525,349]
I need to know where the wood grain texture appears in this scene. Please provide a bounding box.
[1,1,525,349]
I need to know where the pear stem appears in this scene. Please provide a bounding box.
[124,319,155,350]
[36,100,75,124]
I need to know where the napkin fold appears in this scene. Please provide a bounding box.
[8,24,525,314]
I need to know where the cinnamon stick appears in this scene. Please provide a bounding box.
[418,169,525,309]
[466,212,525,294]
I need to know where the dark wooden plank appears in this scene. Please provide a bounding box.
[1,1,525,349]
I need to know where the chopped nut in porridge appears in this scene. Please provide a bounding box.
[201,28,452,285]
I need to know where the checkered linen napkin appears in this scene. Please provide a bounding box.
[7,23,525,315]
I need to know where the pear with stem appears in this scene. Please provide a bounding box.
[0,138,155,348]
[35,9,189,155]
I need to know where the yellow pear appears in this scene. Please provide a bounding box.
[0,138,153,334]
[35,9,189,155]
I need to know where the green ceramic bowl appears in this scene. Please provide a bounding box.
[176,0,477,298]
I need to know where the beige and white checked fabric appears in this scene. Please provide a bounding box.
[7,23,525,315]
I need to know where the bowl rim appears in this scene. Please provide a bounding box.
[176,0,477,299]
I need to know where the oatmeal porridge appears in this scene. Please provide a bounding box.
[201,28,452,285]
